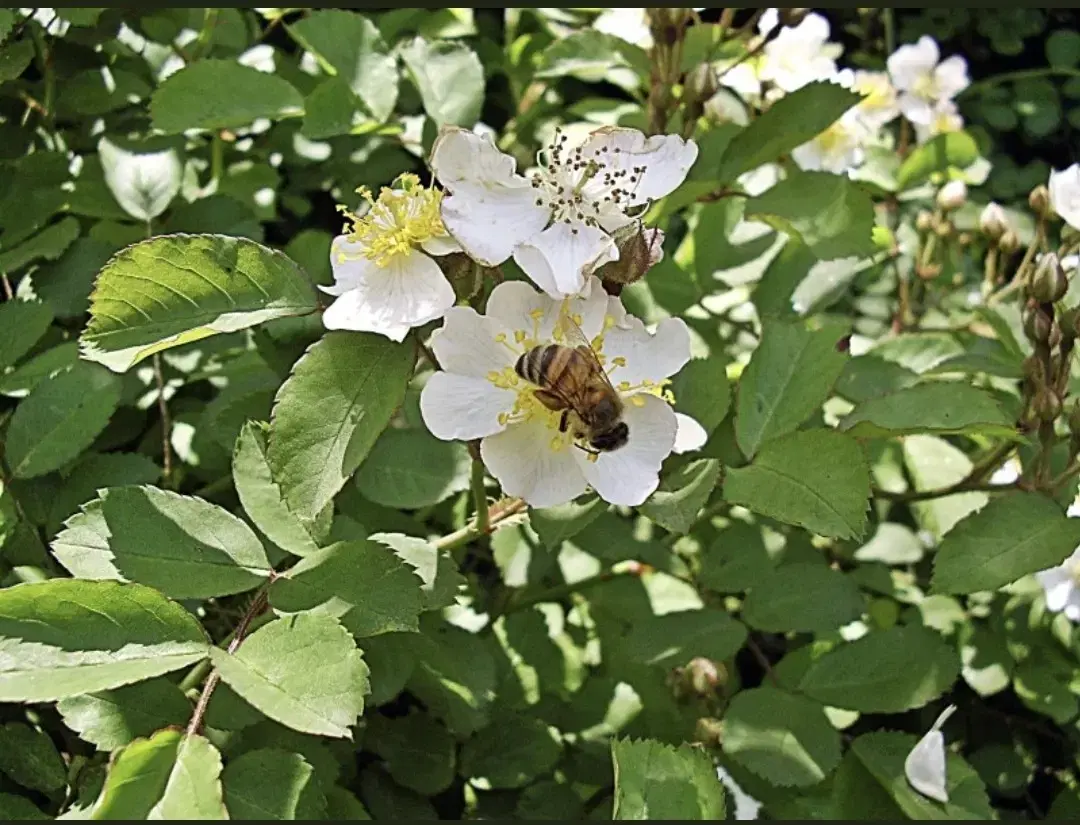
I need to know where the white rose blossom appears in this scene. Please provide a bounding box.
[1049,164,1080,231]
[1035,545,1080,622]
[914,99,965,144]
[419,278,705,508]
[887,35,969,126]
[792,105,872,175]
[758,12,842,93]
[904,704,957,803]
[322,174,461,342]
[593,8,653,49]
[850,70,901,130]
[429,126,698,299]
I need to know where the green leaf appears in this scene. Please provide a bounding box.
[407,620,495,736]
[270,539,424,636]
[735,317,850,458]
[46,452,160,534]
[369,532,465,611]
[32,237,116,319]
[516,781,584,820]
[0,39,34,83]
[0,299,52,371]
[267,332,415,522]
[896,131,980,189]
[724,429,870,540]
[535,30,648,94]
[301,77,360,139]
[639,459,720,534]
[362,632,422,706]
[81,234,318,373]
[0,794,47,820]
[0,216,80,273]
[355,427,470,509]
[611,738,726,820]
[150,59,303,133]
[233,422,322,557]
[0,579,208,702]
[52,486,271,600]
[618,608,748,668]
[358,767,435,820]
[1048,29,1080,68]
[932,493,1080,594]
[744,171,877,261]
[698,523,773,593]
[147,734,227,820]
[529,495,608,550]
[0,342,79,399]
[742,563,864,633]
[90,729,181,819]
[903,435,989,541]
[399,37,484,127]
[365,713,455,796]
[5,362,120,478]
[57,678,191,752]
[1014,660,1078,723]
[223,749,327,820]
[798,625,960,713]
[960,625,1012,697]
[721,687,842,787]
[839,383,1017,439]
[287,10,398,122]
[460,713,561,789]
[209,613,368,739]
[97,137,182,223]
[0,722,66,793]
[671,356,731,436]
[716,81,863,183]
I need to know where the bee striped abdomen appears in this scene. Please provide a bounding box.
[515,344,564,387]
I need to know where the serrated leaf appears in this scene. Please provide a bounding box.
[724,429,870,540]
[52,486,271,600]
[0,722,66,793]
[0,299,52,371]
[798,625,960,713]
[839,383,1017,440]
[90,729,182,819]
[369,532,464,611]
[0,793,47,820]
[147,734,226,820]
[150,60,303,133]
[210,613,368,739]
[301,77,359,139]
[896,131,980,189]
[47,453,160,534]
[903,434,989,541]
[735,317,850,458]
[460,713,561,789]
[699,523,773,593]
[407,620,495,736]
[365,713,455,796]
[744,171,877,260]
[267,332,415,522]
[399,37,484,127]
[270,539,424,636]
[0,38,34,83]
[0,342,79,399]
[618,608,748,668]
[355,427,470,509]
[358,766,436,821]
[0,579,208,702]
[5,362,120,478]
[57,679,191,752]
[0,216,80,273]
[1014,660,1078,723]
[81,234,317,373]
[97,137,182,223]
[932,493,1080,594]
[639,459,720,534]
[516,781,584,820]
[287,10,398,121]
[362,632,422,707]
[529,495,608,550]
[742,563,864,633]
[233,422,322,556]
[611,737,726,820]
[222,749,327,820]
[671,356,731,436]
[535,30,648,94]
[716,81,862,183]
[721,687,842,787]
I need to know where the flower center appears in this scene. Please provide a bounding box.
[337,173,446,267]
[911,72,938,100]
[528,129,647,232]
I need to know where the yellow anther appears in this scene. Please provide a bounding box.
[611,356,627,367]
[630,395,646,407]
[494,333,507,343]
[514,330,527,343]
[487,370,500,382]
[617,380,631,391]
[586,452,599,463]
[529,308,545,320]
[338,173,446,267]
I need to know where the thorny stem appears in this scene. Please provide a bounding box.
[471,459,490,535]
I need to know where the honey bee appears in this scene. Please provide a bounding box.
[515,309,629,453]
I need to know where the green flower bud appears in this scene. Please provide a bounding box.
[979,202,1009,241]
[1030,253,1069,304]
[1023,306,1054,344]
[1029,184,1052,219]
[1034,387,1063,422]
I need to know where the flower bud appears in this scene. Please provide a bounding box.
[594,223,665,287]
[686,657,723,696]
[1024,306,1054,344]
[999,230,1021,254]
[915,210,933,232]
[957,232,973,247]
[1034,388,1063,422]
[934,218,954,238]
[936,180,967,212]
[1030,184,1052,218]
[1023,354,1046,387]
[647,8,692,45]
[1059,307,1079,346]
[695,716,724,748]
[979,203,1006,240]
[685,63,719,105]
[1030,253,1069,303]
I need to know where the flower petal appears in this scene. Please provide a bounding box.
[933,55,969,99]
[673,412,708,454]
[430,127,550,266]
[430,306,516,378]
[481,417,588,507]
[420,234,462,256]
[1037,567,1074,612]
[1049,164,1080,231]
[904,704,956,804]
[513,222,619,298]
[602,317,692,387]
[580,127,699,203]
[897,93,934,126]
[420,372,514,441]
[485,277,610,341]
[887,35,939,91]
[575,394,677,506]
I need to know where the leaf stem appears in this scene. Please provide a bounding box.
[745,635,778,686]
[874,480,1015,504]
[434,497,527,552]
[471,459,490,535]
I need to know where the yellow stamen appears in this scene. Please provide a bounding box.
[337,173,446,267]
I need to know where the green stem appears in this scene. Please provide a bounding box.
[882,8,896,56]
[434,498,526,552]
[989,222,1045,306]
[471,459,490,535]
[209,133,224,190]
[964,67,1080,96]
[875,480,1014,504]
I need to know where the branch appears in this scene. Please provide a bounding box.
[434,497,527,552]
[874,480,1016,504]
[153,354,174,488]
[471,459,490,535]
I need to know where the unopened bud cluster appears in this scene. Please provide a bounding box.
[1021,251,1076,431]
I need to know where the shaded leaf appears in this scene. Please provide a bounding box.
[355,427,470,509]
[57,678,191,752]
[460,713,561,789]
[0,299,52,371]
[365,713,455,796]
[0,722,66,793]
[640,459,720,534]
[611,737,726,820]
[399,37,484,127]
[742,563,864,633]
[529,495,608,550]
[223,749,327,820]
[840,383,1017,440]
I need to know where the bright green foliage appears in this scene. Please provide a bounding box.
[222,749,327,820]
[611,738,726,819]
[839,383,1017,439]
[57,679,191,752]
[148,734,227,820]
[741,563,864,633]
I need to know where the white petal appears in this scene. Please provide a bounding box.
[513,222,619,298]
[593,7,651,48]
[757,8,779,36]
[323,237,369,295]
[1049,165,1080,231]
[430,306,516,378]
[430,127,549,265]
[420,372,514,441]
[887,36,939,91]
[1037,568,1075,613]
[933,55,969,99]
[602,317,692,387]
[581,128,700,203]
[904,730,948,803]
[576,394,677,506]
[673,413,708,454]
[420,234,462,256]
[481,418,588,507]
[898,93,934,127]
[1066,601,1080,623]
[484,278,610,342]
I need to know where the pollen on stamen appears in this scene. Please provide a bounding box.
[629,395,646,407]
[611,356,627,367]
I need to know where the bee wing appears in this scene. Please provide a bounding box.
[555,303,619,395]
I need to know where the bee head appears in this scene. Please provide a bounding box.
[589,421,629,452]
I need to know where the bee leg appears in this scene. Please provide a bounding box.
[532,388,568,413]
[559,409,570,433]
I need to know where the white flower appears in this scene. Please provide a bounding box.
[322,174,461,342]
[792,106,872,175]
[594,8,652,48]
[1036,546,1080,622]
[850,70,901,130]
[887,35,969,126]
[430,126,698,298]
[758,13,842,93]
[757,8,779,37]
[419,278,701,507]
[936,180,967,211]
[1049,164,1080,231]
[716,58,763,101]
[904,704,957,803]
[913,99,965,144]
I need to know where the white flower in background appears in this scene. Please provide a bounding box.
[419,278,702,507]
[594,7,652,48]
[430,127,698,298]
[716,766,762,820]
[887,35,969,126]
[1035,546,1080,622]
[850,70,901,130]
[1049,164,1080,231]
[936,179,967,211]
[757,8,780,37]
[758,12,842,93]
[792,106,872,175]
[322,173,461,342]
[716,59,763,101]
[914,99,965,144]
[904,704,957,803]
